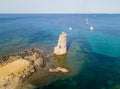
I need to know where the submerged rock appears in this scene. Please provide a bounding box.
[49,67,69,73]
[54,32,67,55]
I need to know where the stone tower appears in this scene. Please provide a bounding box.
[54,32,67,55]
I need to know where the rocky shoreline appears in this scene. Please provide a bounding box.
[0,48,70,89]
[0,48,48,89]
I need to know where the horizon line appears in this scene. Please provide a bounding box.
[0,13,120,14]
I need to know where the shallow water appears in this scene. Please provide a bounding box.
[0,14,120,89]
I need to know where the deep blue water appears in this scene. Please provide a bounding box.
[0,14,120,89]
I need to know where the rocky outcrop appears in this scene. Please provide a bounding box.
[54,32,67,55]
[49,67,69,73]
[0,48,46,89]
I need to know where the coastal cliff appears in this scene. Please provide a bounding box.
[54,32,67,55]
[0,48,46,89]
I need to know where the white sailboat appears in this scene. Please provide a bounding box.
[90,26,94,31]
[69,27,72,31]
[86,18,89,24]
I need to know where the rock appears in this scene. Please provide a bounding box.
[54,32,67,55]
[34,58,43,66]
[30,68,35,73]
[49,67,69,73]
[0,48,46,89]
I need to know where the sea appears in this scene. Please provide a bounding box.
[0,14,120,89]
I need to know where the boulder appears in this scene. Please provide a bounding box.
[49,67,69,73]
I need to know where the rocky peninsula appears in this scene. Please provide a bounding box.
[0,48,46,89]
[0,32,69,89]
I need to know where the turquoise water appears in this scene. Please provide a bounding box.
[0,14,120,89]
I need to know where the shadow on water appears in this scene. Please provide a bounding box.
[67,36,73,51]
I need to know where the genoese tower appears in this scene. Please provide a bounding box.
[54,32,67,55]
